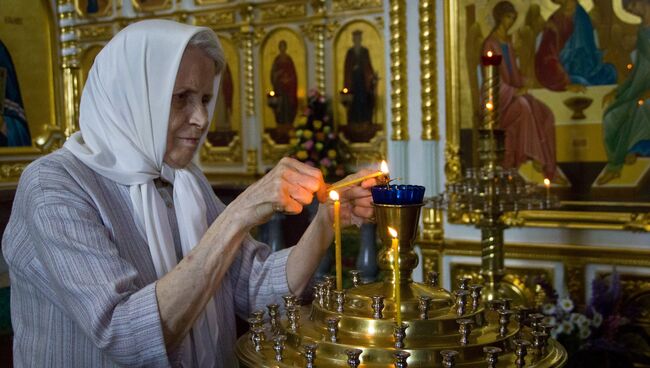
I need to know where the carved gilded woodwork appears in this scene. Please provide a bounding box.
[0,0,67,185]
[2,0,392,185]
[420,238,650,306]
[77,24,113,41]
[200,136,242,164]
[388,0,407,141]
[193,10,236,29]
[332,0,382,13]
[258,2,306,21]
[131,0,172,13]
[74,0,112,17]
[419,0,437,141]
[193,0,230,5]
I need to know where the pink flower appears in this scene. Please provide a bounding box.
[320,158,331,167]
[302,140,314,150]
[328,133,336,139]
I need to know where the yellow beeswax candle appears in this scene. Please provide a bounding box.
[330,190,342,290]
[388,226,401,324]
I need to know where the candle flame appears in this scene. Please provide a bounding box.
[627,63,633,70]
[486,102,494,111]
[329,190,340,201]
[342,87,349,93]
[380,160,389,174]
[639,99,645,106]
[487,51,493,57]
[544,178,551,187]
[269,90,275,97]
[388,226,398,238]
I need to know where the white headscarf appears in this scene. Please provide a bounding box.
[65,19,223,367]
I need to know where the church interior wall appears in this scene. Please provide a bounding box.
[0,1,649,363]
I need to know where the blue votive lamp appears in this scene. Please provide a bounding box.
[371,185,425,205]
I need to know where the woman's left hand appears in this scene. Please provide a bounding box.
[317,169,378,228]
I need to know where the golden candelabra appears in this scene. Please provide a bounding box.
[235,196,567,366]
[444,55,557,305]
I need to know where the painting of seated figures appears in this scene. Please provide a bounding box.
[457,0,650,206]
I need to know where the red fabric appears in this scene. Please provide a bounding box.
[535,11,574,91]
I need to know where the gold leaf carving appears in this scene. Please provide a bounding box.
[332,0,382,12]
[444,142,461,182]
[259,3,305,20]
[194,11,235,28]
[246,149,258,174]
[200,136,242,164]
[0,163,28,180]
[78,25,113,41]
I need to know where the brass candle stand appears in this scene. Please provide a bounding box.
[443,57,557,306]
[235,198,567,366]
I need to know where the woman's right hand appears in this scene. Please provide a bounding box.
[228,157,326,230]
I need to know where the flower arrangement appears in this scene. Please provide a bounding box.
[535,271,648,367]
[288,88,350,181]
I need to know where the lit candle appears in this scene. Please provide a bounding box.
[268,90,276,97]
[388,226,401,325]
[481,50,503,66]
[328,160,389,192]
[544,178,551,205]
[330,190,343,290]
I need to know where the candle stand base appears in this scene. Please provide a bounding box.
[236,198,567,367]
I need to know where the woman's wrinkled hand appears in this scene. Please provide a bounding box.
[231,157,327,229]
[318,169,379,228]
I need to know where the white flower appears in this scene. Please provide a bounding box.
[569,313,581,323]
[551,328,559,339]
[543,316,557,326]
[560,320,574,334]
[542,303,557,315]
[559,298,574,313]
[577,315,590,330]
[579,326,591,339]
[592,312,603,328]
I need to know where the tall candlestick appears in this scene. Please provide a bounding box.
[543,178,551,208]
[327,160,389,192]
[330,191,342,290]
[480,51,501,132]
[388,227,401,324]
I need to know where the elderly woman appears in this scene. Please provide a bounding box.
[2,20,375,367]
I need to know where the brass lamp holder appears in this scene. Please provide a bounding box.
[235,199,567,366]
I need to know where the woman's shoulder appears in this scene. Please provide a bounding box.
[19,148,106,204]
[23,148,93,182]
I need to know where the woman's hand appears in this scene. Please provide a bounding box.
[229,157,326,230]
[316,169,378,228]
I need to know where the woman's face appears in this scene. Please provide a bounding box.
[164,46,216,169]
